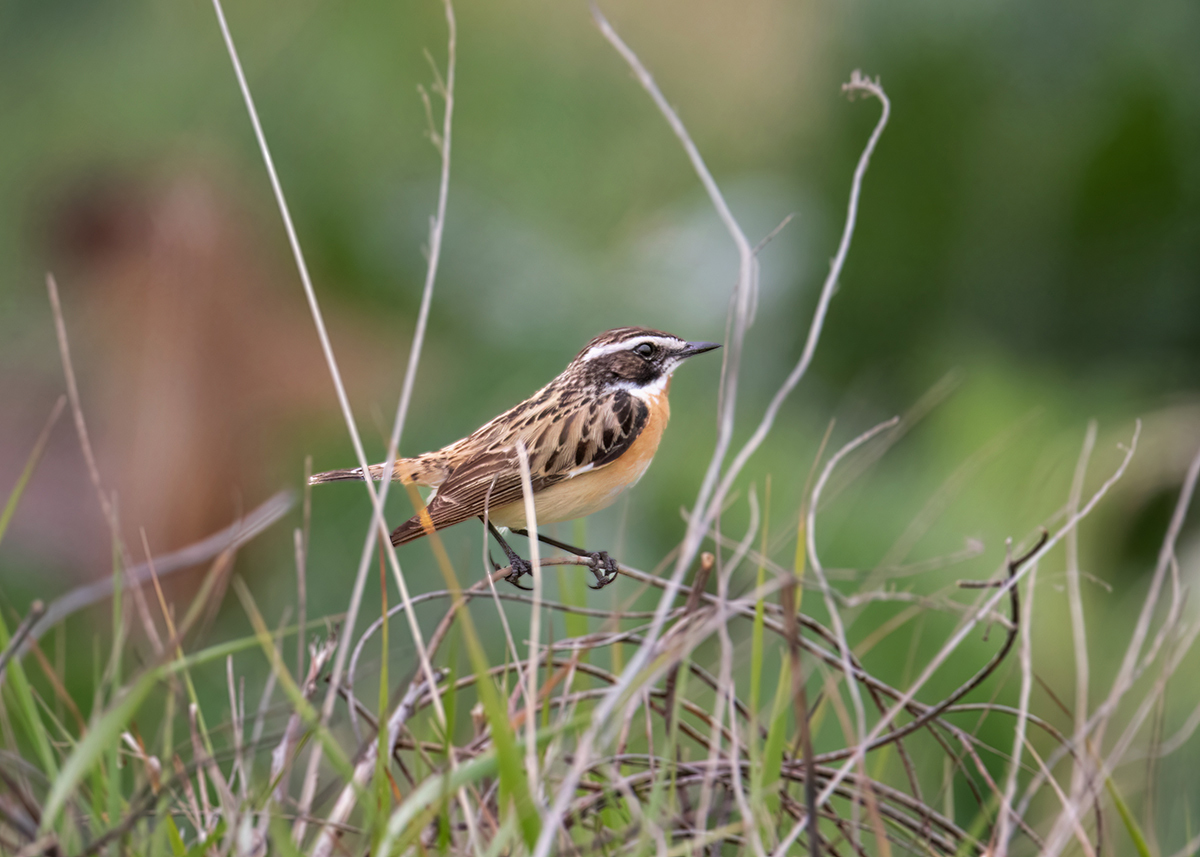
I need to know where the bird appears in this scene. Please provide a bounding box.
[310,327,720,588]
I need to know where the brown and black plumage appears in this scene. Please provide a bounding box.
[310,327,720,587]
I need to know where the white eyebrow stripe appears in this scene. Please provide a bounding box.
[581,335,679,363]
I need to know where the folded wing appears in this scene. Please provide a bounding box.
[390,390,648,545]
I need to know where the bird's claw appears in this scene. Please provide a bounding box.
[586,551,620,589]
[504,556,535,590]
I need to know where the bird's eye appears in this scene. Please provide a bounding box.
[634,342,656,358]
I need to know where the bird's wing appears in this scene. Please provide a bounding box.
[390,391,649,544]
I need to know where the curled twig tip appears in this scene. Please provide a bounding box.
[842,69,884,100]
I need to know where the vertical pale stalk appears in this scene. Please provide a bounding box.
[995,545,1037,857]
[1064,422,1097,838]
[515,442,544,792]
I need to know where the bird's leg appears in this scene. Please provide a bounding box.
[483,520,533,590]
[511,528,620,589]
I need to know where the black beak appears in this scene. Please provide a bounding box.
[681,341,722,358]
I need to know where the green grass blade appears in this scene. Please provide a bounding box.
[182,818,226,857]
[0,399,68,780]
[39,668,158,832]
[0,396,64,548]
[231,577,355,781]
[380,744,501,853]
[760,658,792,819]
[460,618,540,848]
[0,615,59,778]
[269,815,305,857]
[399,490,541,849]
[165,815,187,857]
[1106,775,1153,857]
[437,654,459,851]
[751,475,771,716]
[377,710,578,856]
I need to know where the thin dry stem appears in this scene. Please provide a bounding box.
[1034,440,1200,855]
[310,669,445,857]
[775,422,1140,855]
[1062,421,1098,851]
[807,417,899,849]
[514,440,544,791]
[206,6,446,825]
[994,543,1037,857]
[533,6,762,844]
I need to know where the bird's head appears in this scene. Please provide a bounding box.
[570,326,721,395]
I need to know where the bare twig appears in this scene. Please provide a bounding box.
[710,71,891,549]
[775,422,1140,855]
[311,669,445,857]
[45,274,119,535]
[806,417,899,849]
[994,539,1038,857]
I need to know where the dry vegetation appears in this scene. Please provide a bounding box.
[2,2,1198,856]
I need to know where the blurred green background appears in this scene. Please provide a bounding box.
[1,0,1199,844]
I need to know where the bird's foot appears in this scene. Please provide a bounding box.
[492,554,535,588]
[585,551,620,589]
[505,556,535,589]
[489,550,534,590]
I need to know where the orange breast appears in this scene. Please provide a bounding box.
[489,389,670,529]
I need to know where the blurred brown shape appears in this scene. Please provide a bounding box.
[3,166,402,578]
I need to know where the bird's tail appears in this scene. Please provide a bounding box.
[309,453,449,487]
[308,463,388,484]
[389,516,434,547]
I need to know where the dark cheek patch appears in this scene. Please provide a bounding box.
[609,352,656,384]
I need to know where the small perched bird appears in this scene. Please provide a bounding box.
[311,327,720,587]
